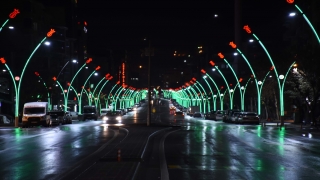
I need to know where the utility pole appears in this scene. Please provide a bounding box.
[147,39,151,126]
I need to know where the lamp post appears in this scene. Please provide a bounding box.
[142,38,153,126]
[194,79,210,113]
[91,73,111,106]
[2,29,55,127]
[201,70,223,110]
[95,78,112,113]
[278,61,296,126]
[212,57,243,110]
[78,66,100,114]
[188,84,203,113]
[94,75,113,107]
[65,58,93,112]
[192,82,206,113]
[287,0,320,44]
[240,78,253,111]
[244,25,296,120]
[213,66,232,109]
[228,44,259,114]
[106,82,120,110]
[0,9,20,32]
[34,72,51,110]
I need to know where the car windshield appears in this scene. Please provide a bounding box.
[84,107,95,113]
[233,113,240,116]
[175,112,183,115]
[245,113,257,116]
[49,111,65,116]
[24,107,45,114]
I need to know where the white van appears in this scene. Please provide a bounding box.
[22,102,50,127]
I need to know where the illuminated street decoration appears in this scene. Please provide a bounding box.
[9,9,20,19]
[287,2,320,44]
[86,58,93,63]
[47,29,56,37]
[105,73,110,79]
[287,0,294,4]
[270,66,274,70]
[0,57,6,64]
[229,41,237,48]
[34,72,50,109]
[243,25,252,33]
[201,69,206,74]
[121,63,126,87]
[52,76,57,81]
[65,57,93,111]
[209,61,215,66]
[95,66,101,71]
[218,53,224,59]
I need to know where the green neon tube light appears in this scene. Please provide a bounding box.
[236,48,260,114]
[95,80,110,112]
[214,66,232,109]
[0,19,9,32]
[78,70,96,114]
[204,73,223,110]
[65,63,88,111]
[295,5,320,44]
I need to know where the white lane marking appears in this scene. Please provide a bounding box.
[160,129,180,180]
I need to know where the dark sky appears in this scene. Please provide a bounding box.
[79,0,291,56]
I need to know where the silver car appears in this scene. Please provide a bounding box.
[230,112,241,123]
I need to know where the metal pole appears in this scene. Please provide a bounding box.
[147,40,151,126]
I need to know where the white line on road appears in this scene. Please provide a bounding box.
[159,129,180,180]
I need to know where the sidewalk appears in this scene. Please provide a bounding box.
[260,120,320,133]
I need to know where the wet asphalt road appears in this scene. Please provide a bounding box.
[1,100,320,180]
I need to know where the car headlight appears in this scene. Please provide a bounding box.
[116,116,121,120]
[103,116,108,120]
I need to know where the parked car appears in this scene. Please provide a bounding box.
[193,112,203,118]
[174,111,185,120]
[64,111,73,124]
[69,111,78,119]
[230,112,241,123]
[204,112,212,119]
[119,109,127,115]
[223,109,242,122]
[237,112,260,124]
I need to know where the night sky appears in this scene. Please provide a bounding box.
[79,0,291,57]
